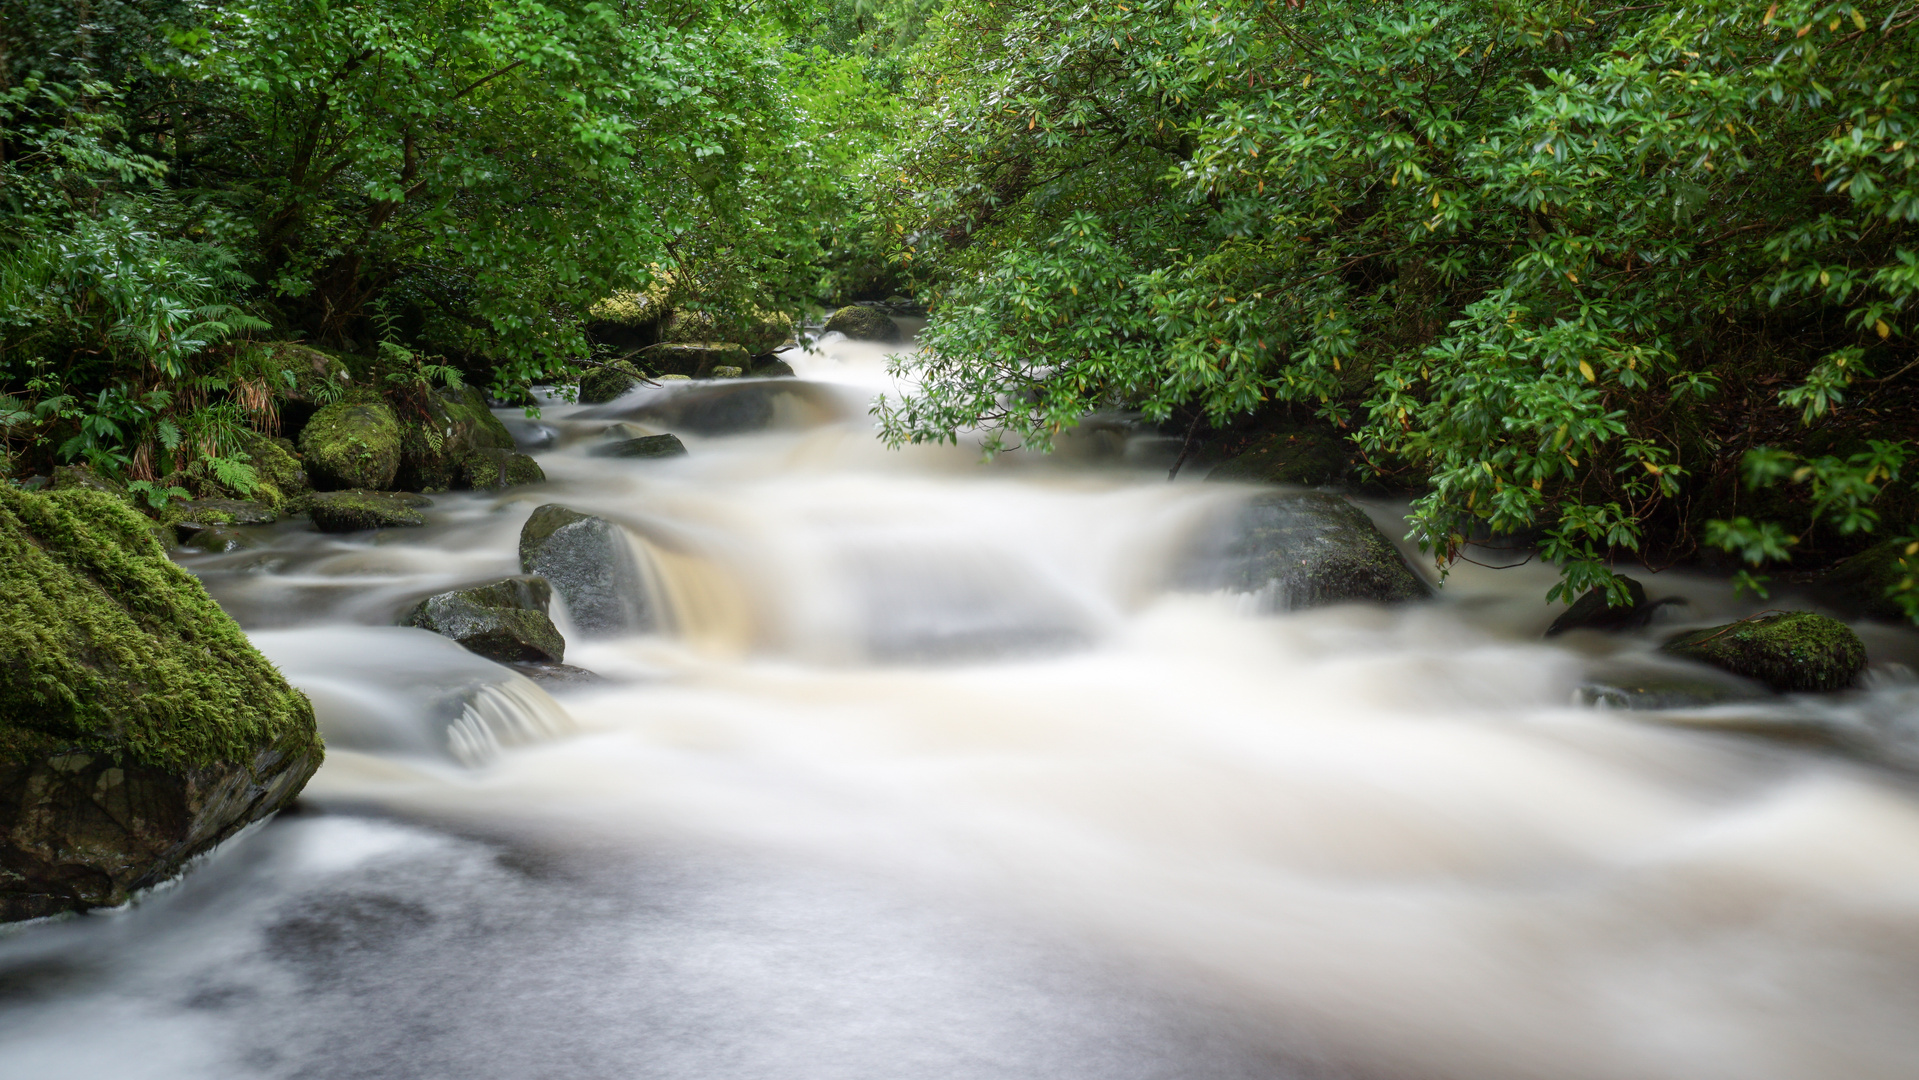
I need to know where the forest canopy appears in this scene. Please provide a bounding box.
[2,0,1915,616]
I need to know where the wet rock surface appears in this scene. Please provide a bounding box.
[175,498,278,526]
[1663,611,1866,693]
[1546,576,1686,636]
[591,434,687,460]
[401,576,566,663]
[642,342,751,378]
[580,379,854,436]
[579,362,646,404]
[507,660,606,687]
[1576,659,1775,710]
[1179,492,1429,611]
[518,504,649,635]
[458,447,546,489]
[0,486,321,921]
[823,305,903,343]
[308,490,430,532]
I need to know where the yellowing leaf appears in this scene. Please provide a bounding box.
[1579,360,1596,381]
[1854,9,1868,30]
[1877,319,1891,338]
[1819,270,1831,286]
[1764,3,1777,24]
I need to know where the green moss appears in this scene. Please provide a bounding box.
[300,398,402,490]
[1663,611,1866,692]
[237,428,310,512]
[0,486,321,771]
[579,362,645,404]
[307,489,427,531]
[639,342,750,378]
[459,448,546,489]
[822,305,902,343]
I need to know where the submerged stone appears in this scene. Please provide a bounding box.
[1179,491,1429,611]
[0,486,322,921]
[1662,611,1866,693]
[174,524,263,554]
[300,398,402,491]
[1545,576,1686,636]
[590,434,687,460]
[823,305,902,343]
[308,489,429,532]
[401,576,565,663]
[518,504,648,635]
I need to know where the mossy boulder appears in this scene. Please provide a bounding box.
[299,397,402,491]
[585,287,672,354]
[752,356,796,378]
[1663,611,1866,693]
[307,489,428,532]
[518,504,649,635]
[579,361,647,405]
[1810,538,1919,623]
[458,447,545,489]
[0,486,322,921]
[48,464,125,496]
[589,434,687,459]
[236,428,310,511]
[400,576,565,663]
[175,498,277,527]
[662,306,794,355]
[1179,491,1430,610]
[641,341,751,379]
[1205,428,1351,487]
[395,385,518,491]
[823,305,902,344]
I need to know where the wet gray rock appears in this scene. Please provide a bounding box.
[504,418,560,450]
[1576,659,1774,709]
[400,576,565,663]
[823,305,902,343]
[507,660,605,688]
[517,504,648,635]
[641,342,751,378]
[308,490,430,532]
[751,356,796,378]
[1179,492,1429,611]
[590,434,687,459]
[579,362,646,404]
[1546,576,1686,636]
[578,380,853,436]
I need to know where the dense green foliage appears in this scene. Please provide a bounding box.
[872,0,1918,615]
[4,0,1916,617]
[2,0,879,486]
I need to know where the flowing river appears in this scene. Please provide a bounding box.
[4,332,1919,1080]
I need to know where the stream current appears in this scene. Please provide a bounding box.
[5,333,1919,1080]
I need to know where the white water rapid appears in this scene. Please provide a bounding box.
[4,330,1919,1080]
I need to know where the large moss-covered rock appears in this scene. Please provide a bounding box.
[579,361,646,404]
[1205,428,1351,487]
[299,397,402,491]
[236,428,310,511]
[262,342,354,442]
[585,287,671,354]
[458,447,545,489]
[396,385,517,492]
[1663,611,1866,692]
[0,486,322,921]
[662,307,794,355]
[1179,492,1430,610]
[1810,538,1919,623]
[400,576,565,663]
[518,504,649,635]
[823,305,902,344]
[308,489,428,532]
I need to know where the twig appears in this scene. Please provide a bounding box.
[1166,411,1204,481]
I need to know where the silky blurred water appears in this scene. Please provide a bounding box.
[5,330,1919,1080]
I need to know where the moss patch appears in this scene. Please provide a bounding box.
[0,486,321,771]
[579,362,645,404]
[307,489,428,532]
[1663,611,1866,692]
